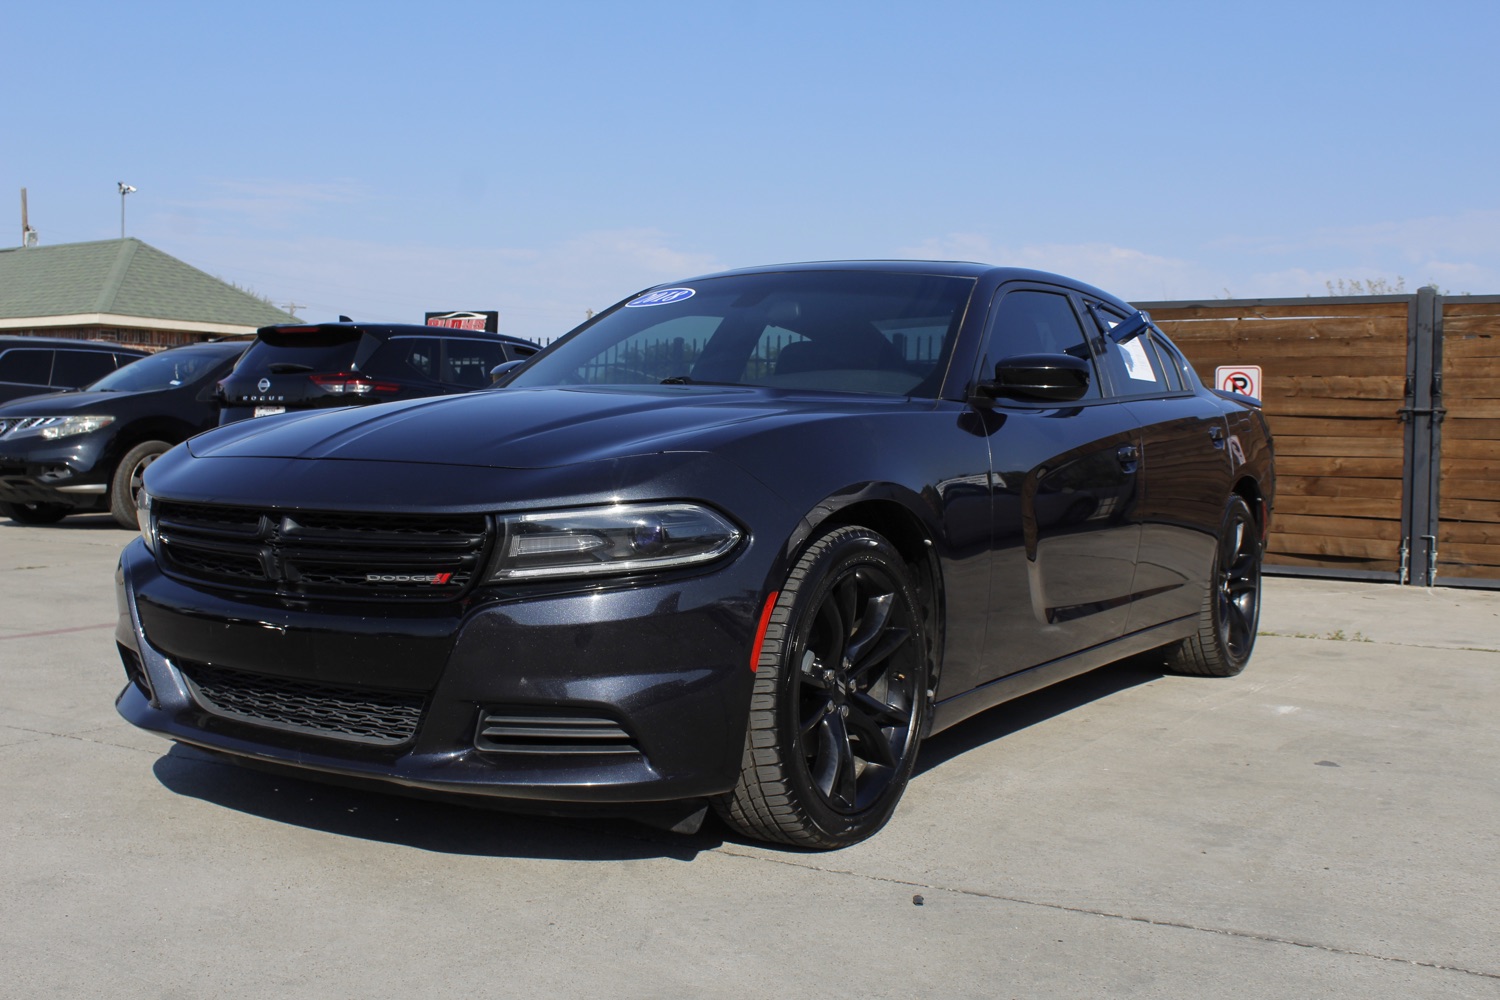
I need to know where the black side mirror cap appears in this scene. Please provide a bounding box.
[973,353,1092,404]
[489,359,527,384]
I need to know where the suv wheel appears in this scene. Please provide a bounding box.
[110,441,172,529]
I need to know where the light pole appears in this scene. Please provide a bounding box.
[118,182,136,238]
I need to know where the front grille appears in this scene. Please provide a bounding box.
[475,708,639,755]
[180,662,424,746]
[155,500,491,602]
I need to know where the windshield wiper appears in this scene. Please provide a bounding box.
[269,363,314,374]
[660,375,741,386]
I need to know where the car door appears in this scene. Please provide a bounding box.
[1084,302,1233,631]
[975,284,1144,686]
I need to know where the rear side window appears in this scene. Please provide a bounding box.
[442,340,510,387]
[0,349,52,385]
[241,327,363,373]
[52,350,121,387]
[371,337,441,381]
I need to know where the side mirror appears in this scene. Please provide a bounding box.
[489,359,527,384]
[973,353,1092,404]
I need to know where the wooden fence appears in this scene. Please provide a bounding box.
[1138,292,1500,587]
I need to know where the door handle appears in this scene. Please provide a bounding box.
[1209,425,1226,448]
[1116,444,1139,470]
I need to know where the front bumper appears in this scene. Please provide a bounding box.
[115,537,764,807]
[0,435,110,507]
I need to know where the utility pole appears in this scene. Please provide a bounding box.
[118,182,136,238]
[21,188,38,246]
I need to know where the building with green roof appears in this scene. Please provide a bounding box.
[0,238,294,349]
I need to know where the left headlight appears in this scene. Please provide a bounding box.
[485,502,741,582]
[136,485,157,553]
[36,415,116,440]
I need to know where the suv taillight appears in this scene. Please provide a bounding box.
[308,373,400,396]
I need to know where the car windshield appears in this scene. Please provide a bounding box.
[86,350,228,392]
[508,270,976,398]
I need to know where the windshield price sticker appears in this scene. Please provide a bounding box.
[626,288,696,308]
[1216,365,1262,398]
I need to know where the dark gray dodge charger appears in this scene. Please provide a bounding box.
[115,261,1274,849]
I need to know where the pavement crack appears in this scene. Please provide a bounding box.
[712,847,1498,981]
[2,724,160,754]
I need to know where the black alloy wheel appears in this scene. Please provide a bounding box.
[719,525,930,848]
[0,501,71,525]
[1170,494,1261,677]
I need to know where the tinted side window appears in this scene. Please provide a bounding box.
[442,340,509,387]
[0,349,53,385]
[372,337,442,380]
[982,290,1101,400]
[52,350,121,388]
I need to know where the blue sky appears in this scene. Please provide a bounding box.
[7,1,1499,340]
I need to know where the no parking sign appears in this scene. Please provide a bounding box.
[1216,365,1262,398]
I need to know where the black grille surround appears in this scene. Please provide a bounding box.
[180,661,425,747]
[154,500,492,603]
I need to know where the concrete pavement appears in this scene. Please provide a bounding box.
[2,513,1497,998]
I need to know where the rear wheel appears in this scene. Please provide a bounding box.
[1,501,71,525]
[110,440,172,529]
[1169,495,1261,677]
[717,525,931,849]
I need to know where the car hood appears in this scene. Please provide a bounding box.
[0,388,151,415]
[189,385,925,469]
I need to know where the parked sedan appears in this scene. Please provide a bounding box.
[0,340,246,526]
[116,262,1274,848]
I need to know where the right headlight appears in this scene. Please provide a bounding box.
[485,502,741,582]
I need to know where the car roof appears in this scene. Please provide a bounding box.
[0,335,151,353]
[256,321,536,347]
[658,260,1132,308]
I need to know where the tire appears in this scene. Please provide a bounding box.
[0,501,71,525]
[110,440,172,529]
[1169,495,1261,677]
[717,525,931,849]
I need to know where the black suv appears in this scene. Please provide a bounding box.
[0,340,247,527]
[217,322,541,424]
[0,336,150,404]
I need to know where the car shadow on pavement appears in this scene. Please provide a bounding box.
[0,512,126,531]
[913,653,1167,777]
[150,744,721,862]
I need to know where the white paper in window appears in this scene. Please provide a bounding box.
[1120,337,1158,382]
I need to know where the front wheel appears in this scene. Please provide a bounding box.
[1168,494,1261,677]
[110,440,172,529]
[717,525,931,849]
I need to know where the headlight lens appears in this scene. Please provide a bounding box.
[486,503,741,581]
[36,415,116,440]
[136,486,157,553]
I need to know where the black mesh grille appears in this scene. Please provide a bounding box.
[180,662,424,746]
[154,500,491,602]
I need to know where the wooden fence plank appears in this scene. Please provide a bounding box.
[1275,495,1401,518]
[1275,436,1403,458]
[1278,456,1403,478]
[1277,476,1403,498]
[1273,514,1402,540]
[1270,533,1400,560]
